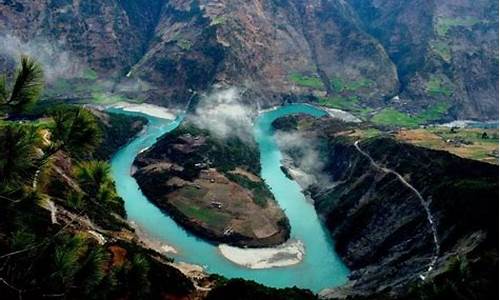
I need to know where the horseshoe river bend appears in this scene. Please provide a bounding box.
[108,104,349,292]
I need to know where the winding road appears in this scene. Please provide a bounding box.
[353,140,440,280]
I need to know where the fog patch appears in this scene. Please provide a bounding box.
[0,34,84,82]
[275,131,332,189]
[189,87,255,141]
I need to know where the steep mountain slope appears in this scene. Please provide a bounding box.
[0,0,162,74]
[349,0,499,119]
[0,0,497,118]
[273,115,498,299]
[130,0,398,108]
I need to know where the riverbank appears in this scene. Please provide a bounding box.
[218,240,305,269]
[258,103,360,123]
[109,102,178,120]
[132,122,291,248]
[110,104,349,292]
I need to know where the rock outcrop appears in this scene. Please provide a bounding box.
[1,0,496,119]
[273,115,498,299]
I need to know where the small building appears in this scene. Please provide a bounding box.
[210,201,223,209]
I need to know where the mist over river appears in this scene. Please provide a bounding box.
[109,104,349,292]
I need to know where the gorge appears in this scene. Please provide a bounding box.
[109,104,350,292]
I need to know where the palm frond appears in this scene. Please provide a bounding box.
[75,161,112,197]
[0,124,42,190]
[50,106,102,159]
[8,55,44,113]
[0,75,8,104]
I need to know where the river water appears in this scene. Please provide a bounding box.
[109,104,349,292]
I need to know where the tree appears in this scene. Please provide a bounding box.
[75,161,114,201]
[74,160,125,221]
[130,254,151,299]
[0,124,42,194]
[49,106,102,160]
[0,56,44,114]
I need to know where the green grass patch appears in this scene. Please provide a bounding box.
[426,76,453,97]
[418,102,451,121]
[430,127,499,145]
[344,78,373,92]
[288,73,324,90]
[371,108,420,127]
[225,173,272,207]
[81,68,98,80]
[355,128,382,139]
[436,17,482,36]
[179,186,207,199]
[430,41,452,62]
[45,78,104,98]
[317,95,374,119]
[210,16,226,26]
[371,102,451,127]
[174,198,229,229]
[318,95,360,110]
[176,39,193,50]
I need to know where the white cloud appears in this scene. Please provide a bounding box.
[275,130,333,189]
[189,87,255,141]
[0,34,83,82]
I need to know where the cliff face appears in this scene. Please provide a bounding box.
[0,0,162,73]
[126,0,398,108]
[349,0,499,119]
[273,115,498,299]
[0,0,497,118]
[91,109,148,160]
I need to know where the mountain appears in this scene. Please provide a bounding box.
[272,115,498,299]
[0,0,497,120]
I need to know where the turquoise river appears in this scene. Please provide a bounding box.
[109,104,349,292]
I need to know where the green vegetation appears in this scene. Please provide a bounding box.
[81,68,98,80]
[206,278,317,300]
[288,73,324,89]
[371,102,451,127]
[165,124,261,175]
[404,252,497,300]
[317,95,374,120]
[210,15,227,26]
[91,92,127,104]
[177,39,193,50]
[436,17,482,36]
[93,112,147,160]
[174,197,230,228]
[0,124,42,193]
[430,40,452,62]
[318,95,359,110]
[0,55,43,114]
[398,126,499,164]
[426,75,453,97]
[49,105,103,159]
[0,57,196,299]
[417,102,451,121]
[226,173,274,207]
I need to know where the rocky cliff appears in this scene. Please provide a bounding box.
[1,0,496,119]
[273,115,498,299]
[349,0,499,119]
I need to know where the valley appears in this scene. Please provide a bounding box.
[0,0,497,120]
[0,0,497,299]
